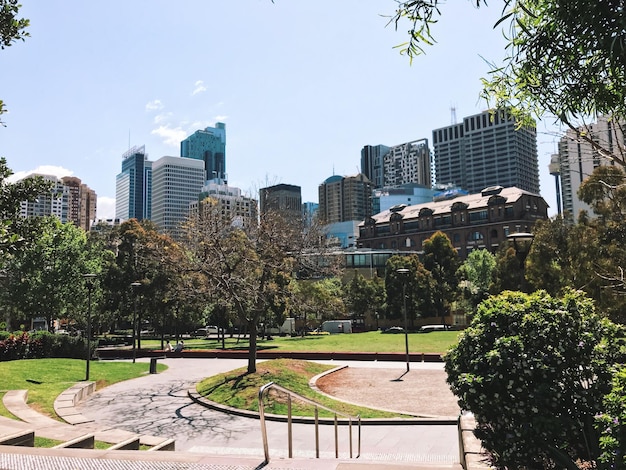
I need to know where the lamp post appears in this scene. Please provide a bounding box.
[83,274,96,381]
[130,282,142,363]
[507,232,535,292]
[396,268,410,373]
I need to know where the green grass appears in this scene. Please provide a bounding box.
[0,358,166,419]
[197,358,408,419]
[143,330,460,354]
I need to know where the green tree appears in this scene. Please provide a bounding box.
[344,273,385,326]
[0,0,29,121]
[391,1,626,163]
[384,255,434,328]
[5,217,95,331]
[182,199,324,373]
[422,231,460,321]
[0,158,50,267]
[457,248,496,313]
[445,289,622,469]
[491,244,525,293]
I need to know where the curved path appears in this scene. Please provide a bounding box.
[75,358,460,465]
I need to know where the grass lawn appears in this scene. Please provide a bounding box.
[142,330,461,354]
[197,358,408,419]
[0,358,166,420]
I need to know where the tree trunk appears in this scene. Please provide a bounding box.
[247,320,257,373]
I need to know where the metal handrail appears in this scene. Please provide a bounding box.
[258,381,361,464]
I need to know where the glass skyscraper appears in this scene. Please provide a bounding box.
[180,122,226,181]
[115,145,152,221]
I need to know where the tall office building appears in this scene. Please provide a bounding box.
[432,109,539,194]
[61,176,97,231]
[189,179,258,230]
[318,173,373,224]
[383,138,431,188]
[19,174,68,222]
[259,184,302,223]
[557,116,625,221]
[115,145,152,221]
[180,123,225,181]
[151,156,205,237]
[361,144,390,188]
[361,140,431,189]
[18,174,97,230]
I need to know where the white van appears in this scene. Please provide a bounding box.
[418,324,449,333]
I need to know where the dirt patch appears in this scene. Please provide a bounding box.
[316,367,461,417]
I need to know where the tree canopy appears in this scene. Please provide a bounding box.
[0,0,29,121]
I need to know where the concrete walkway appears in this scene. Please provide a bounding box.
[0,357,472,469]
[76,358,461,465]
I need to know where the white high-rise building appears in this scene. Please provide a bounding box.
[557,116,626,221]
[151,156,205,237]
[19,174,68,222]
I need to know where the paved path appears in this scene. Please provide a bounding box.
[76,358,461,466]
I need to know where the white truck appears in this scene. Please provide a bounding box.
[321,320,352,334]
[267,317,296,336]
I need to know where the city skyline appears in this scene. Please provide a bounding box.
[1,2,561,220]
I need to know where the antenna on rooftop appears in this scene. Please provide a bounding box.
[451,105,457,125]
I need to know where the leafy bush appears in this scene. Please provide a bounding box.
[445,289,622,469]
[596,366,626,468]
[0,331,88,361]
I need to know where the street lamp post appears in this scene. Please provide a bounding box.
[396,268,410,373]
[83,274,96,381]
[130,282,142,363]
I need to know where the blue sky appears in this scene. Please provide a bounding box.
[1,1,560,220]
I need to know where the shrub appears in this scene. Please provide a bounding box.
[0,331,88,361]
[445,289,622,469]
[596,366,626,469]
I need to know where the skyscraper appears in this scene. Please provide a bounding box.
[361,140,431,190]
[115,145,152,221]
[432,109,539,194]
[557,116,625,221]
[19,174,97,230]
[259,184,302,223]
[318,174,373,224]
[361,144,390,188]
[180,122,225,181]
[61,176,97,231]
[151,156,205,237]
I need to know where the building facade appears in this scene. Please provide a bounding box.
[180,123,225,181]
[358,186,548,260]
[318,174,374,225]
[115,145,152,221]
[432,109,540,195]
[189,179,258,229]
[151,156,205,237]
[18,174,96,230]
[259,184,302,223]
[361,144,390,188]
[19,174,68,222]
[61,176,97,231]
[383,138,431,188]
[556,116,625,222]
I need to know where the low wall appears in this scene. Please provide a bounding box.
[96,348,443,362]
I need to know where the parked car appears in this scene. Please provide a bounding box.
[382,326,405,334]
[194,326,222,337]
[418,324,450,333]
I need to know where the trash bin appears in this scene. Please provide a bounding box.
[149,357,159,374]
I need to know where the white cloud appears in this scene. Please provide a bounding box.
[154,112,173,124]
[151,124,187,147]
[192,80,207,95]
[214,115,228,122]
[145,99,164,111]
[8,165,73,183]
[97,196,116,220]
